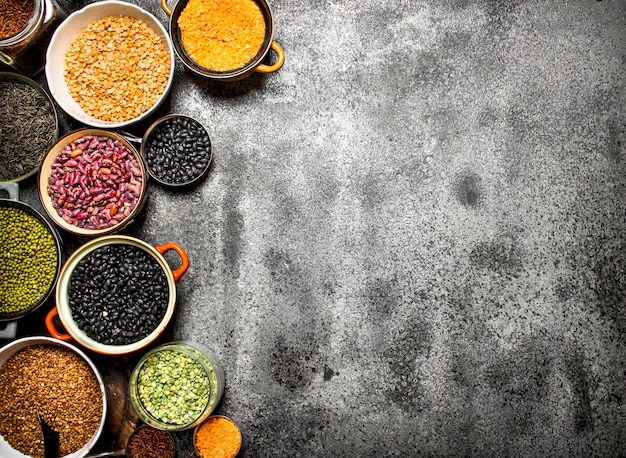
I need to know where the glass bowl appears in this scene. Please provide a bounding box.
[129,341,224,431]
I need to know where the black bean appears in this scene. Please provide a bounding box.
[144,116,211,186]
[68,243,169,345]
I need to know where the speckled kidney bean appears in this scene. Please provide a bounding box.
[46,135,143,230]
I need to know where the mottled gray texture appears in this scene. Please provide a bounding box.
[12,0,626,456]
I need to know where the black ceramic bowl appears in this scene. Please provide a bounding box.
[141,114,213,190]
[159,0,284,81]
[0,183,63,323]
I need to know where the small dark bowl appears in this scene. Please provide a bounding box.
[141,114,212,190]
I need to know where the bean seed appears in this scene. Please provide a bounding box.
[46,134,143,230]
[144,117,211,186]
[0,207,58,316]
[68,243,168,345]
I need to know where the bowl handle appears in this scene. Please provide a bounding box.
[160,0,173,16]
[0,182,19,200]
[45,307,73,341]
[254,41,285,74]
[155,243,189,283]
[0,322,18,340]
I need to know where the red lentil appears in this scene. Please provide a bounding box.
[195,416,242,458]
[178,0,265,72]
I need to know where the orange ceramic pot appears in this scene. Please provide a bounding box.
[46,235,189,355]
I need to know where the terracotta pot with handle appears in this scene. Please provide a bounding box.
[46,235,189,355]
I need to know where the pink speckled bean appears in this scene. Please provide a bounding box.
[47,135,143,230]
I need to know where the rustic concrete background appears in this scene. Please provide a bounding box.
[7,0,626,456]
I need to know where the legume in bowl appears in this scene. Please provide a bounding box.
[129,341,225,431]
[194,416,243,458]
[141,114,213,189]
[45,235,189,355]
[0,336,107,458]
[0,183,62,323]
[45,0,175,128]
[160,0,284,81]
[37,128,148,237]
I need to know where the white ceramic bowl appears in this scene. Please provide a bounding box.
[0,336,107,458]
[45,0,175,128]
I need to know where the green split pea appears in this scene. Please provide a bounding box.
[137,350,210,426]
[0,207,57,316]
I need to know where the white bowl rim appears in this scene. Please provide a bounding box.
[0,336,108,458]
[45,0,175,128]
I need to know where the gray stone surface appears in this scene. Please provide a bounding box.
[9,0,626,456]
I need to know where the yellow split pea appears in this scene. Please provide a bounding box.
[64,16,170,123]
[178,0,266,72]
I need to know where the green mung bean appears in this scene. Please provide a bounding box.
[137,349,210,426]
[0,207,57,316]
[0,0,34,38]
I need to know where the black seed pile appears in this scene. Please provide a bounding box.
[68,244,169,346]
[144,116,211,186]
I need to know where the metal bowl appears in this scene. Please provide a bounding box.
[0,72,59,183]
[0,336,108,458]
[0,183,62,328]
